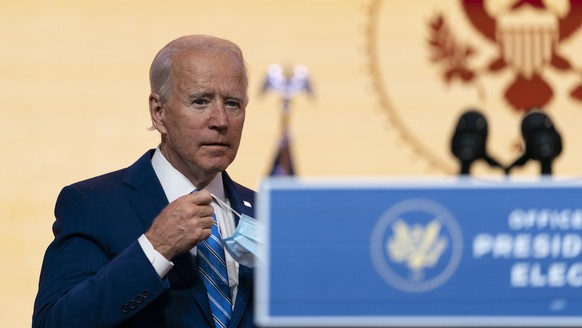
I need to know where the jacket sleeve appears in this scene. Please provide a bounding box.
[33,185,169,328]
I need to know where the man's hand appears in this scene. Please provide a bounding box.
[145,189,214,259]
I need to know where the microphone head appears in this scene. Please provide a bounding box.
[451,109,488,162]
[521,109,562,161]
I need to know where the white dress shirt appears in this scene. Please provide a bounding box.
[138,147,239,304]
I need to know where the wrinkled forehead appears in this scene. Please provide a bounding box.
[180,48,246,73]
[174,49,247,85]
[178,51,245,80]
[170,50,248,101]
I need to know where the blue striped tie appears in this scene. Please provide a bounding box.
[197,212,232,328]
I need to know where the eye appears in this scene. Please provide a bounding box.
[191,98,209,107]
[225,100,240,109]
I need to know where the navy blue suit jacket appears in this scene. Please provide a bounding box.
[33,150,257,327]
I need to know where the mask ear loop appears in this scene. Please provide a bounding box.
[192,188,243,219]
[211,193,242,219]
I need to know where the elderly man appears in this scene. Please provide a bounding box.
[33,35,256,328]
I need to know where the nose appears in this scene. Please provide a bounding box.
[208,103,229,130]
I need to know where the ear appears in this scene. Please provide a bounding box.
[149,93,167,134]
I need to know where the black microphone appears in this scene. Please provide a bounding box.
[505,109,562,175]
[451,109,503,175]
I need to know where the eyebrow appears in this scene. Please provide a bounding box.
[225,94,245,102]
[187,91,246,101]
[188,91,214,100]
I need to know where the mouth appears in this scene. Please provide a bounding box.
[201,142,229,148]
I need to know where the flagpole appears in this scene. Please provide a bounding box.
[261,63,313,176]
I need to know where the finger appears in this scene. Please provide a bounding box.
[200,228,212,241]
[200,215,215,229]
[188,189,213,205]
[196,204,215,218]
[186,209,214,227]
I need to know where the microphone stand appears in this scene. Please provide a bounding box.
[483,154,504,171]
[504,154,555,176]
[458,154,505,176]
[460,161,471,176]
[504,153,529,175]
[540,159,552,176]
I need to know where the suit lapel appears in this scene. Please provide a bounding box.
[122,150,169,230]
[222,172,256,327]
[231,265,253,327]
[222,171,255,221]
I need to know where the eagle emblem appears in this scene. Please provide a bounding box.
[429,0,582,112]
[388,219,448,280]
[370,199,463,292]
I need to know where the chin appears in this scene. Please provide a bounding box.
[202,158,234,173]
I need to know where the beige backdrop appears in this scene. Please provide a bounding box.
[2,0,581,326]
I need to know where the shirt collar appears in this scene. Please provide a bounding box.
[151,147,225,203]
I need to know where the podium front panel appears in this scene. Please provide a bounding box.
[255,178,582,327]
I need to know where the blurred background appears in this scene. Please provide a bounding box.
[3,0,582,325]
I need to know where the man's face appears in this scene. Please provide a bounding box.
[151,50,247,183]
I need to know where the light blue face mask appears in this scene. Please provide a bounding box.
[223,214,262,268]
[212,194,263,268]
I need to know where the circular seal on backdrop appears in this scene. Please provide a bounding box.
[364,0,582,176]
[370,199,463,292]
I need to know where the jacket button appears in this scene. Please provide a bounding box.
[128,301,137,310]
[142,290,150,299]
[135,295,144,304]
[121,304,130,313]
